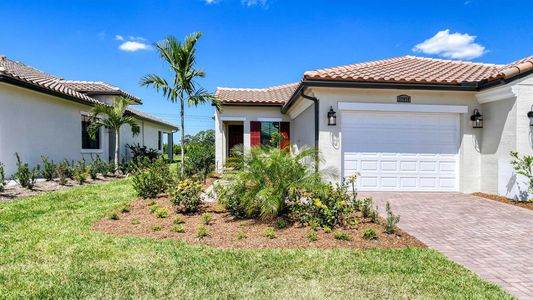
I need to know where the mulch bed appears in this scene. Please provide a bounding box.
[472,192,533,211]
[0,175,122,201]
[94,196,426,250]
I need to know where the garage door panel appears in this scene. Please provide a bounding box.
[342,111,459,192]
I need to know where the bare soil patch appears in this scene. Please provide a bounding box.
[95,196,425,249]
[472,192,533,211]
[0,175,122,201]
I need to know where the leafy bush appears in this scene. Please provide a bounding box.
[150,204,160,214]
[174,216,185,224]
[154,207,169,218]
[0,163,5,192]
[90,155,107,176]
[41,156,57,181]
[73,160,90,184]
[13,153,40,189]
[152,225,162,232]
[118,158,131,176]
[237,232,247,240]
[171,179,203,213]
[131,157,172,198]
[384,202,400,234]
[185,130,215,182]
[128,143,159,161]
[510,151,533,197]
[287,181,356,228]
[57,160,69,185]
[323,226,332,234]
[333,231,350,241]
[264,227,276,239]
[360,198,374,218]
[202,213,213,225]
[173,225,185,233]
[276,218,288,229]
[362,228,378,240]
[197,225,208,238]
[0,164,6,193]
[215,146,321,219]
[307,230,317,242]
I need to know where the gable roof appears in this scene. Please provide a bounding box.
[0,55,176,129]
[216,55,533,106]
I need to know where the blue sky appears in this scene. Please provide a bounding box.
[1,0,532,136]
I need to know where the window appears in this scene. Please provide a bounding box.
[260,122,280,146]
[158,131,162,150]
[81,115,100,150]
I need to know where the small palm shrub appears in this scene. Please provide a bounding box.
[73,160,90,185]
[154,207,169,218]
[360,198,374,218]
[41,156,57,181]
[333,231,350,241]
[307,230,317,242]
[57,160,69,185]
[264,227,276,239]
[13,153,40,189]
[384,202,400,234]
[275,218,288,229]
[237,232,247,240]
[118,158,131,176]
[131,157,172,198]
[215,146,321,219]
[171,179,203,213]
[0,163,5,192]
[197,225,208,239]
[201,213,213,225]
[174,216,185,224]
[362,228,378,240]
[152,225,162,232]
[173,225,185,233]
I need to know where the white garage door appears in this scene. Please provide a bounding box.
[342,111,459,191]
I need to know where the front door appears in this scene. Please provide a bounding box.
[227,124,244,156]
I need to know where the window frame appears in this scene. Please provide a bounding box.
[81,114,103,152]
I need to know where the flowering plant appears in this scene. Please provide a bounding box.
[171,179,203,213]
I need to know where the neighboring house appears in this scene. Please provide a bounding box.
[0,55,177,177]
[215,55,533,199]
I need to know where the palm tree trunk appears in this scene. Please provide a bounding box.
[180,99,185,177]
[114,130,120,172]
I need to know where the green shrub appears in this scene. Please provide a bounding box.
[171,179,203,213]
[13,153,40,189]
[361,198,374,218]
[149,204,159,213]
[307,230,317,242]
[384,202,400,234]
[41,156,57,181]
[264,227,276,239]
[120,204,131,213]
[90,155,107,177]
[333,231,350,241]
[73,160,90,185]
[131,157,172,199]
[154,207,169,218]
[197,225,208,239]
[276,218,288,229]
[128,143,160,161]
[148,200,157,206]
[152,225,162,232]
[237,232,247,240]
[369,206,378,223]
[131,219,141,225]
[173,225,185,233]
[0,163,5,192]
[173,216,185,224]
[57,160,69,185]
[239,221,248,227]
[202,213,213,225]
[362,228,378,240]
[215,146,320,219]
[107,211,119,220]
[186,130,215,182]
[510,151,533,196]
[323,226,332,234]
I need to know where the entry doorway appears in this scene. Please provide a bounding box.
[227,124,244,157]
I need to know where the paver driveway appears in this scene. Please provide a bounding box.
[362,192,533,299]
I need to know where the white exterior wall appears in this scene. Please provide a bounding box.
[215,106,289,171]
[296,87,483,192]
[289,99,315,154]
[0,83,109,176]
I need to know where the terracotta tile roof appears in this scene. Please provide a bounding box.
[125,107,177,129]
[216,83,299,105]
[0,55,101,105]
[304,56,503,84]
[61,80,141,102]
[217,55,533,105]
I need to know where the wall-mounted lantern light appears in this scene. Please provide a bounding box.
[470,109,483,129]
[527,105,533,126]
[327,106,337,126]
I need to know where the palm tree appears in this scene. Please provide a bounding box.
[140,32,220,176]
[87,96,140,170]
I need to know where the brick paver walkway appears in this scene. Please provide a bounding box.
[362,192,533,299]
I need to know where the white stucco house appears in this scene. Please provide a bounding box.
[0,55,177,177]
[215,55,533,200]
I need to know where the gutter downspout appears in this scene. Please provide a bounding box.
[299,89,319,172]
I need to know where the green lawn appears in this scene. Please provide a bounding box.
[0,179,511,299]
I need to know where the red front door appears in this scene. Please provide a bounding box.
[227,124,244,156]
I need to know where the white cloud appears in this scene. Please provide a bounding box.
[413,29,486,60]
[118,41,150,52]
[241,0,267,7]
[205,0,218,4]
[115,35,124,41]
